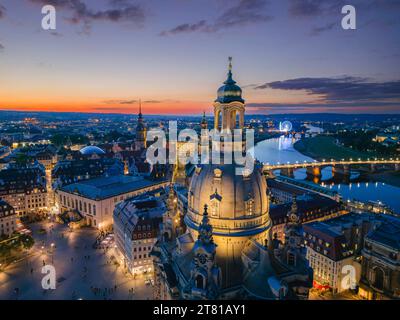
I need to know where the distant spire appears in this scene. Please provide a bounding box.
[138,99,143,121]
[201,110,207,128]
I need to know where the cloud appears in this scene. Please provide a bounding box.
[310,22,336,36]
[245,100,400,114]
[289,0,400,34]
[255,76,400,103]
[103,99,138,105]
[288,0,345,17]
[50,31,63,37]
[160,0,272,36]
[28,0,145,32]
[0,43,4,51]
[159,20,207,36]
[0,5,5,19]
[103,99,179,105]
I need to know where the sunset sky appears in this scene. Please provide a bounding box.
[0,0,399,115]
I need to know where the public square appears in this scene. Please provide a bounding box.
[0,220,154,300]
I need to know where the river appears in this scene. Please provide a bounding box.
[253,135,400,213]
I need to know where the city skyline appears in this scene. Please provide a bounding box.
[0,0,400,115]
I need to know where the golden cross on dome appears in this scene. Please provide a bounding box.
[228,56,232,71]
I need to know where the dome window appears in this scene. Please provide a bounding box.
[213,168,222,178]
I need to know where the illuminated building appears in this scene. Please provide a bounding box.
[56,175,168,230]
[0,199,17,237]
[113,194,165,275]
[52,146,124,188]
[303,213,385,293]
[0,163,48,217]
[152,59,312,300]
[270,194,346,242]
[359,215,400,300]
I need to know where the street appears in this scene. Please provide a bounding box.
[0,221,154,300]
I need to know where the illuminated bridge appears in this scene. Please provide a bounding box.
[262,158,400,178]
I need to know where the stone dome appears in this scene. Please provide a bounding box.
[185,163,270,237]
[79,145,105,155]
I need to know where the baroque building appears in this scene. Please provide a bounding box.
[152,59,312,300]
[359,215,400,299]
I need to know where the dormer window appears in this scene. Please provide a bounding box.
[210,190,222,217]
[389,252,397,261]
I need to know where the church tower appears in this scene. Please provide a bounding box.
[135,100,147,151]
[282,196,303,267]
[213,57,246,154]
[213,57,245,132]
[161,184,184,241]
[184,205,221,300]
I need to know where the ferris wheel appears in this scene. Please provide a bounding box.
[279,121,293,132]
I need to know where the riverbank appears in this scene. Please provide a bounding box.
[366,171,400,188]
[294,136,400,188]
[293,136,371,161]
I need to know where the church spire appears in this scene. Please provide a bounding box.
[224,56,236,85]
[198,205,214,245]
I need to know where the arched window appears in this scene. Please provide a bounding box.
[245,198,254,216]
[287,252,296,266]
[373,267,385,290]
[195,274,205,290]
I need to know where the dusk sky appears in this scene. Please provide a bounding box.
[0,0,399,115]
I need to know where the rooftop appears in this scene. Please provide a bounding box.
[59,175,167,200]
[366,215,400,250]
